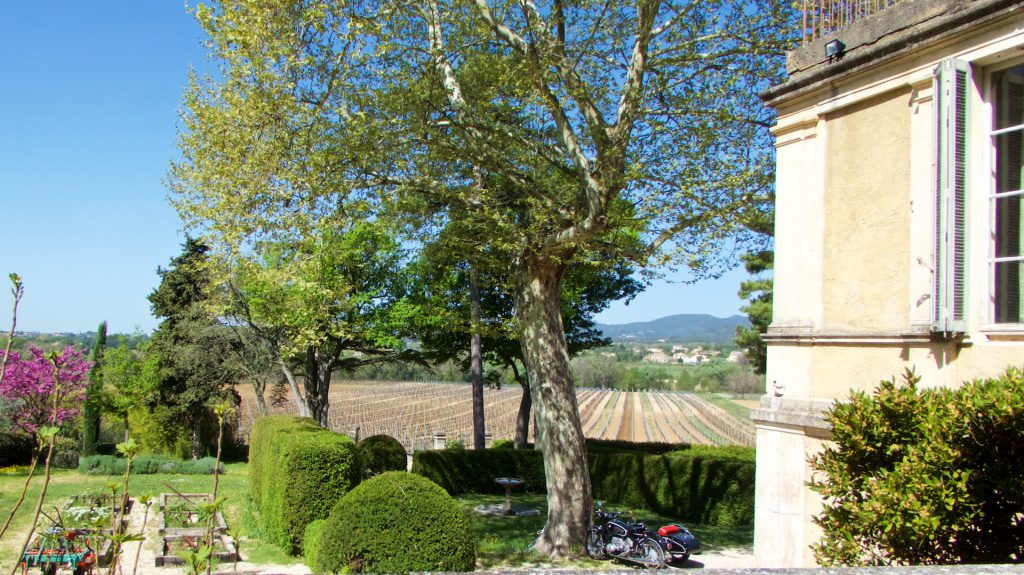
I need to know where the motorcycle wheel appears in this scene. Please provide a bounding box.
[634,537,665,569]
[586,531,605,559]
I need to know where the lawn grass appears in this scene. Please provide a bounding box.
[0,462,300,568]
[1,464,752,570]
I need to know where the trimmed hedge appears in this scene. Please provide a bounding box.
[411,448,545,495]
[313,472,475,574]
[303,519,327,569]
[412,443,755,527]
[249,415,360,555]
[78,455,222,475]
[589,449,755,526]
[356,434,406,477]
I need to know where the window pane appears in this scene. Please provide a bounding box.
[994,260,1022,323]
[994,132,1024,194]
[993,65,1024,130]
[994,195,1022,259]
[993,66,1024,323]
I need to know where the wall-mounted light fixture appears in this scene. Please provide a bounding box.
[825,39,846,64]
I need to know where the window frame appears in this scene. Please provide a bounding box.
[983,58,1024,331]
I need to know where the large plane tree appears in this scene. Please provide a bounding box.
[170,0,791,557]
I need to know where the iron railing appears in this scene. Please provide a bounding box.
[801,0,906,43]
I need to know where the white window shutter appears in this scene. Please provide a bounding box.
[934,59,970,333]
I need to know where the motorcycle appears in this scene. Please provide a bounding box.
[586,502,701,568]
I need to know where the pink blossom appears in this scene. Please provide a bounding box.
[0,346,91,435]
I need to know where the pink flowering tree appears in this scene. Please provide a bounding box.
[0,346,91,438]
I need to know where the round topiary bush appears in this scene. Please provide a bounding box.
[357,434,407,477]
[314,471,475,574]
[491,438,515,449]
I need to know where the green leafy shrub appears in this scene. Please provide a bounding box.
[249,415,360,554]
[357,434,407,477]
[303,519,327,569]
[78,454,223,475]
[0,432,34,466]
[490,438,515,449]
[810,367,1024,566]
[128,405,191,459]
[313,472,475,574]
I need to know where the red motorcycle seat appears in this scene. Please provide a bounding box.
[658,525,680,536]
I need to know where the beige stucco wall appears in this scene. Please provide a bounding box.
[822,88,913,332]
[756,5,1024,568]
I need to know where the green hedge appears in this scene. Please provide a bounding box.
[78,455,222,475]
[411,448,546,495]
[412,443,755,526]
[249,415,360,554]
[303,519,327,570]
[313,472,475,574]
[356,434,407,477]
[589,450,754,526]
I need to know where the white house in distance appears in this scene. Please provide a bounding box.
[756,0,1024,567]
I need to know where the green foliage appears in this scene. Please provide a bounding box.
[571,354,626,389]
[734,250,772,374]
[303,519,326,570]
[413,443,754,527]
[225,222,421,426]
[314,472,475,574]
[78,454,222,475]
[81,321,107,456]
[249,415,360,554]
[0,432,33,466]
[490,438,515,449]
[356,434,406,477]
[810,367,1024,566]
[148,238,239,457]
[127,404,191,459]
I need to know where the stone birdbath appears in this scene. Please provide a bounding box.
[494,477,524,516]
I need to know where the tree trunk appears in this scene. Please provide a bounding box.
[470,265,485,450]
[252,376,268,416]
[515,253,591,558]
[278,362,309,418]
[303,347,332,427]
[191,417,202,460]
[515,381,532,448]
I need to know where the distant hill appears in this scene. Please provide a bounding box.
[595,314,747,344]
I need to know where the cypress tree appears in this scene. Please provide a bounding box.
[81,320,107,456]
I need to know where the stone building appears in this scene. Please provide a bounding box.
[755,0,1024,567]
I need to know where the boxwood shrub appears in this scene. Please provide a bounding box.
[356,434,407,477]
[412,443,755,526]
[249,415,360,554]
[313,472,475,574]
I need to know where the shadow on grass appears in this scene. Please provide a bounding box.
[456,492,753,569]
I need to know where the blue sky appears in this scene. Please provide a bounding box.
[0,1,750,334]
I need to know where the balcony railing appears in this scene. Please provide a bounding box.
[801,0,906,43]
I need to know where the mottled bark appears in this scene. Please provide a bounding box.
[515,253,591,558]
